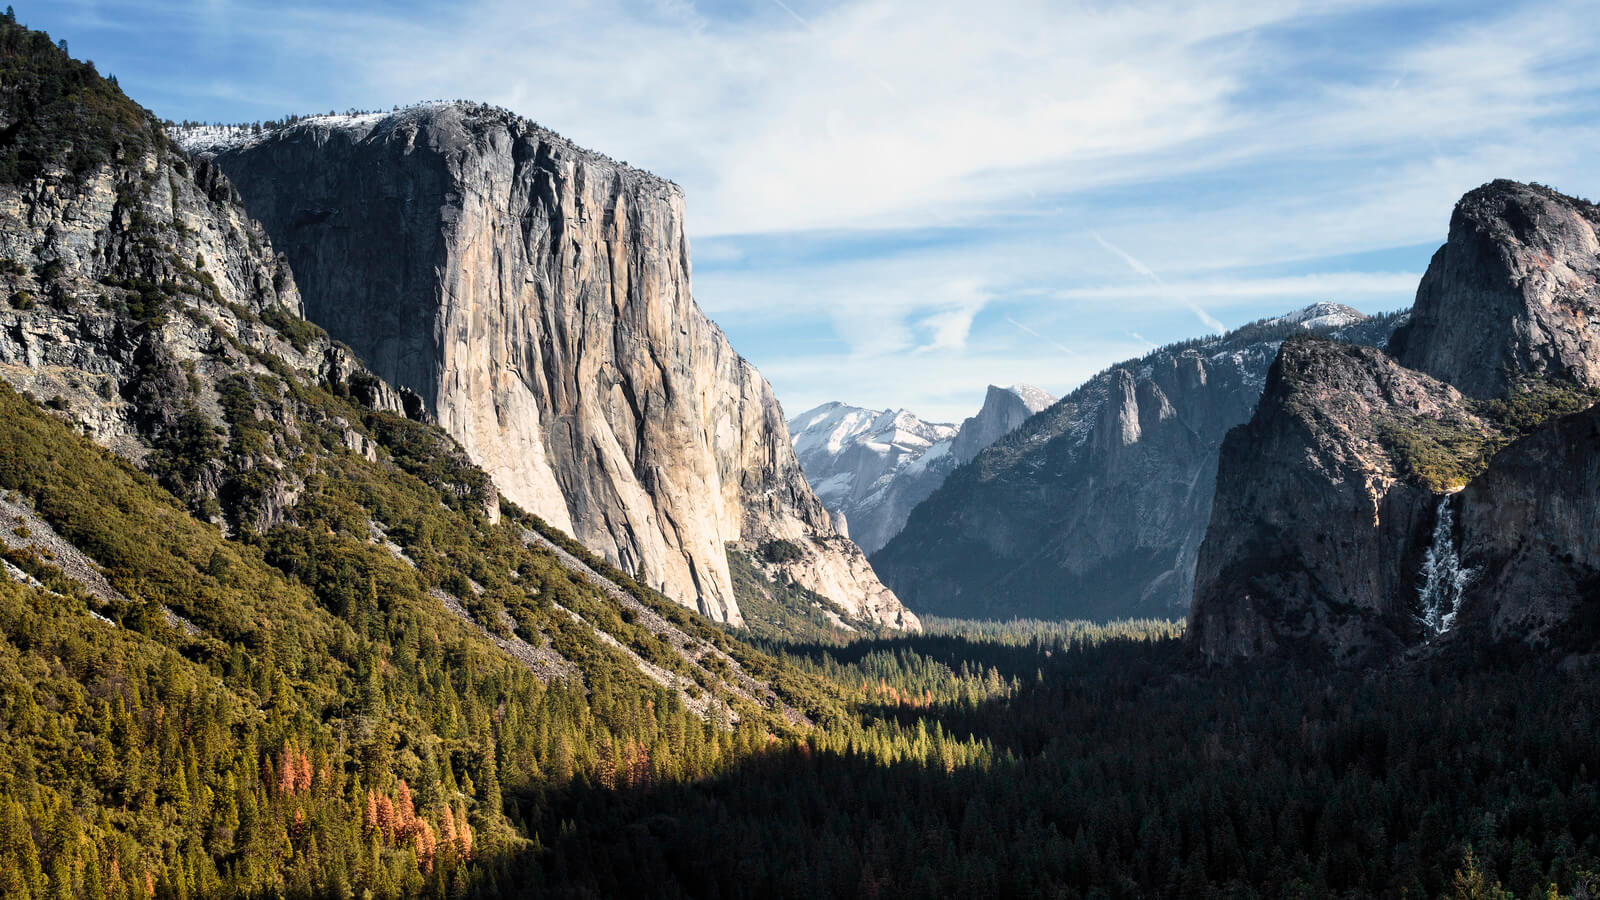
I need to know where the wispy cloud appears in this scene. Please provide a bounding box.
[1058,271,1423,303]
[31,0,1600,420]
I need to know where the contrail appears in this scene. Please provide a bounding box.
[1092,231,1225,334]
[1005,316,1077,357]
[768,0,812,29]
[766,0,900,97]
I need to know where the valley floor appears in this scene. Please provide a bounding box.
[510,621,1595,900]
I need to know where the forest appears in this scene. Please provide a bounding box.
[2,8,1600,899]
[2,370,1597,899]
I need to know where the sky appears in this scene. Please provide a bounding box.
[27,0,1600,421]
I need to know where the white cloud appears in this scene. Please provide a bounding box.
[1057,271,1423,303]
[43,0,1600,420]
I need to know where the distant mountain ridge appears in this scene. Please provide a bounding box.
[872,303,1406,621]
[789,384,1054,555]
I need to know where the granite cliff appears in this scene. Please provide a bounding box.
[0,65,441,534]
[1391,180,1600,397]
[789,384,1053,555]
[179,104,912,630]
[873,304,1401,621]
[1186,338,1491,666]
[1453,403,1600,652]
[1191,181,1600,665]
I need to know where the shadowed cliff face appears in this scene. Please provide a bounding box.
[181,103,913,629]
[1393,180,1600,398]
[872,305,1399,622]
[1192,181,1600,666]
[1187,339,1485,666]
[1454,404,1600,651]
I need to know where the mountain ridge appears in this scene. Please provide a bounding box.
[178,100,915,632]
[873,303,1405,621]
[788,383,1053,555]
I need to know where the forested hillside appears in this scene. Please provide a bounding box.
[0,368,835,898]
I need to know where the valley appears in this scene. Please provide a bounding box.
[1,9,1599,899]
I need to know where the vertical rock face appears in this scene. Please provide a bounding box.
[0,74,435,535]
[872,306,1401,621]
[1392,180,1600,397]
[1191,181,1600,666]
[1453,405,1600,650]
[180,104,911,628]
[787,384,1054,555]
[948,384,1057,463]
[1187,338,1486,665]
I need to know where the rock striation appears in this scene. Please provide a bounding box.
[1452,404,1600,651]
[1191,181,1600,665]
[179,103,912,629]
[0,97,433,533]
[873,305,1401,621]
[1187,338,1490,665]
[788,384,1053,555]
[1391,180,1600,398]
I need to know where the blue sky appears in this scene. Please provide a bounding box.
[28,0,1600,421]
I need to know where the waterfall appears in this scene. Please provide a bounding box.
[1417,496,1475,636]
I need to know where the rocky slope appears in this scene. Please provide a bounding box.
[178,104,913,630]
[789,384,1053,555]
[873,304,1402,621]
[1191,181,1600,665]
[0,58,438,534]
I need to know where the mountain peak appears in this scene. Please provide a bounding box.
[988,383,1056,414]
[1268,302,1367,331]
[950,384,1057,465]
[173,100,678,191]
[1392,178,1600,397]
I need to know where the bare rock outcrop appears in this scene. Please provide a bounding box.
[1191,181,1600,666]
[1392,180,1600,397]
[1453,403,1600,651]
[1187,338,1490,665]
[179,104,911,629]
[0,117,433,533]
[948,384,1056,463]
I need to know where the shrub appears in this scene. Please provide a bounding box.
[761,539,805,565]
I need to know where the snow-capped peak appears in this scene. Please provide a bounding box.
[1269,302,1367,331]
[995,384,1056,414]
[171,103,458,155]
